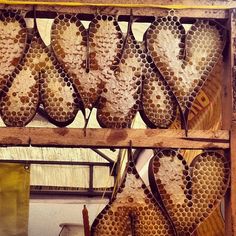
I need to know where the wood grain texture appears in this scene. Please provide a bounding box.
[1,0,235,6]
[193,207,225,236]
[226,122,236,236]
[0,127,229,148]
[0,5,228,19]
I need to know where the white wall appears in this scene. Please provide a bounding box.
[28,197,108,236]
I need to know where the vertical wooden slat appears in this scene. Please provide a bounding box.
[224,9,235,236]
[228,123,236,236]
[222,10,233,128]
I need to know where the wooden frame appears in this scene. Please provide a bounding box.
[0,1,235,235]
[0,127,229,149]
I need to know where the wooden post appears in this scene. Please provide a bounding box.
[224,9,235,236]
[228,123,236,236]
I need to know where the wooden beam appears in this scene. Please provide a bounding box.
[226,122,236,236]
[0,127,229,149]
[224,9,235,236]
[0,4,228,19]
[232,8,236,121]
[1,0,235,7]
[222,10,233,127]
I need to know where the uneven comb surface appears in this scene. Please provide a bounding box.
[91,161,175,236]
[0,11,27,93]
[97,33,142,128]
[1,20,80,127]
[140,59,177,128]
[146,13,225,117]
[40,47,80,126]
[149,150,230,235]
[0,30,40,126]
[51,14,123,109]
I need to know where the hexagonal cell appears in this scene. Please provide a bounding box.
[149,150,230,235]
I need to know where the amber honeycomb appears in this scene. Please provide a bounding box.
[0,13,80,126]
[91,161,175,236]
[145,12,226,121]
[0,11,27,93]
[51,14,123,109]
[96,31,143,128]
[39,46,80,126]
[140,56,177,128]
[149,150,230,235]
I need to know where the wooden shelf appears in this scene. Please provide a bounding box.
[0,127,229,149]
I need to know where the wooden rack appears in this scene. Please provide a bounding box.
[0,0,235,235]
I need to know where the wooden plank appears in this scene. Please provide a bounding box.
[223,9,234,236]
[232,9,236,120]
[222,10,233,127]
[0,4,228,19]
[0,127,30,146]
[0,127,229,149]
[29,128,229,149]
[1,0,235,7]
[226,122,236,236]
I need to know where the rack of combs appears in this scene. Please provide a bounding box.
[0,0,235,235]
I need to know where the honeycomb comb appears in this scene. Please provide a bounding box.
[39,47,80,126]
[51,14,123,110]
[145,12,226,129]
[140,57,177,128]
[1,11,80,127]
[96,27,143,128]
[91,160,176,235]
[0,13,39,126]
[0,10,27,93]
[149,150,230,235]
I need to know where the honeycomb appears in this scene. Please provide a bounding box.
[96,31,143,128]
[149,150,230,235]
[140,57,177,128]
[0,11,27,93]
[51,14,123,109]
[0,11,227,129]
[0,39,39,126]
[0,14,39,126]
[0,13,80,126]
[40,46,80,126]
[91,160,175,236]
[145,12,226,122]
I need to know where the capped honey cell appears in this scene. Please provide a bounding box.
[149,150,230,235]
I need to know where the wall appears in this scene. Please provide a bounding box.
[28,197,108,236]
